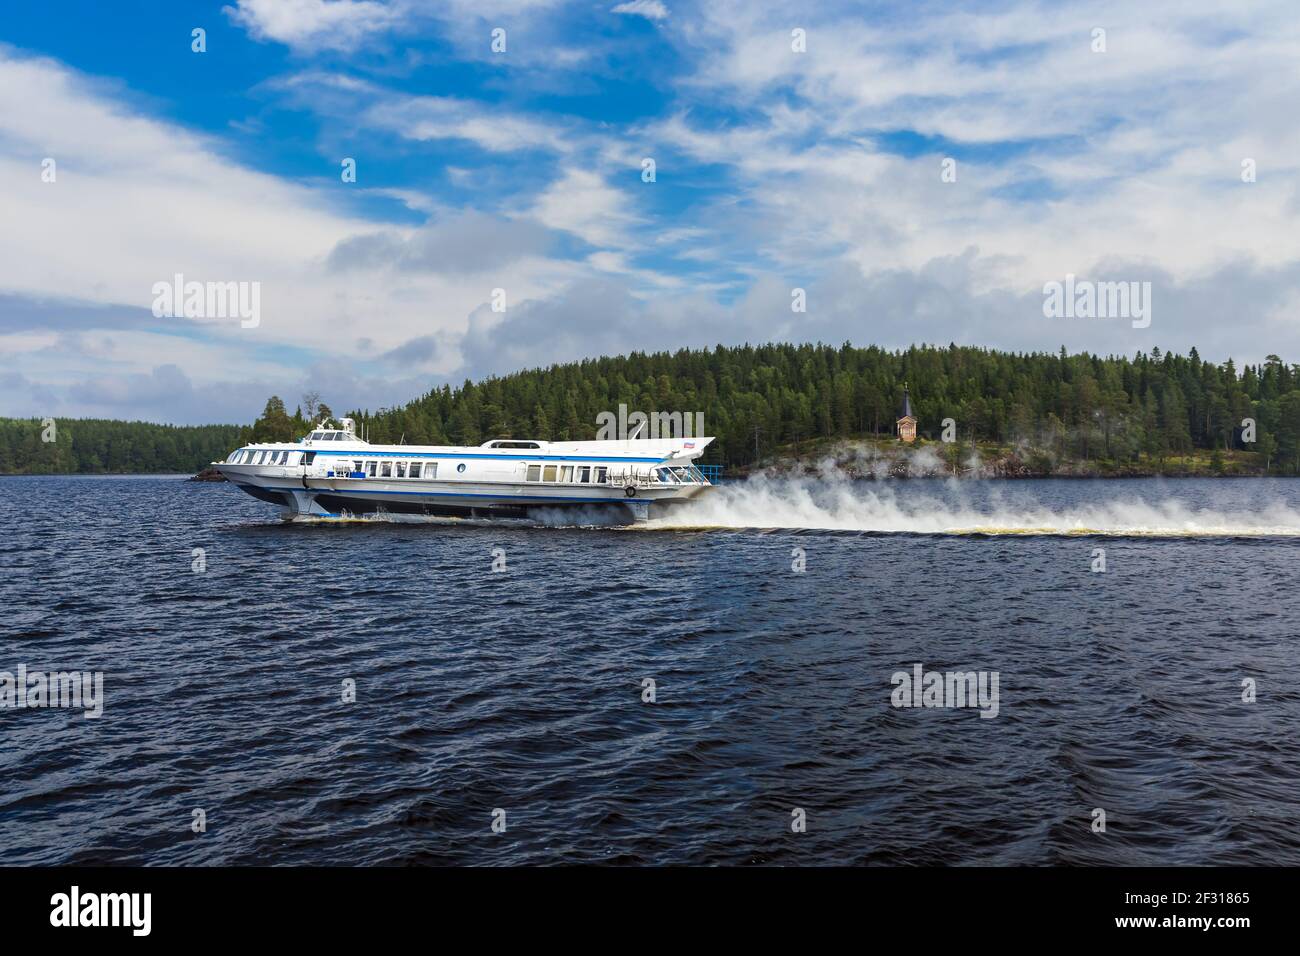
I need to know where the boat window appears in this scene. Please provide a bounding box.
[490,440,541,449]
[303,452,316,465]
[309,432,323,440]
[526,465,541,481]
[542,465,557,482]
[409,462,422,478]
[366,461,376,476]
[560,465,573,481]
[427,463,437,479]
[396,462,407,478]
[594,467,608,483]
[577,466,590,483]
[380,461,392,477]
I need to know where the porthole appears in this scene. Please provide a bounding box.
[457,463,467,473]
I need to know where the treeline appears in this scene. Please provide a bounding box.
[0,418,243,474]
[11,343,1300,475]
[331,343,1300,473]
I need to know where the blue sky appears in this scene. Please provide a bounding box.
[2,0,1299,424]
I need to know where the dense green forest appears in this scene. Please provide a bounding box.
[7,343,1300,475]
[0,418,242,474]
[308,343,1298,474]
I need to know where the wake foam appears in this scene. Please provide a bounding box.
[648,474,1300,536]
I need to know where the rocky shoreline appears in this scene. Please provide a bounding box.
[744,439,1270,480]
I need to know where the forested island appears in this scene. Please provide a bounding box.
[0,418,242,475]
[4,343,1300,476]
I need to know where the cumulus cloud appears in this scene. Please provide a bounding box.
[530,168,644,248]
[326,211,554,274]
[223,0,403,53]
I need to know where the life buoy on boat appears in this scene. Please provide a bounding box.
[624,485,637,497]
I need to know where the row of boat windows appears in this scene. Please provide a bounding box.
[228,449,299,465]
[226,449,436,477]
[347,461,435,479]
[526,465,609,483]
[523,465,705,484]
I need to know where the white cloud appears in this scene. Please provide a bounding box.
[530,168,643,248]
[269,71,579,154]
[365,94,573,153]
[645,0,1300,307]
[612,1,669,22]
[223,0,403,53]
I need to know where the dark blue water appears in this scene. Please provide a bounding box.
[2,475,1299,865]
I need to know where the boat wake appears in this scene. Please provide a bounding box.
[645,474,1300,537]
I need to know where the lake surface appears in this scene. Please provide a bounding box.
[2,474,1299,865]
